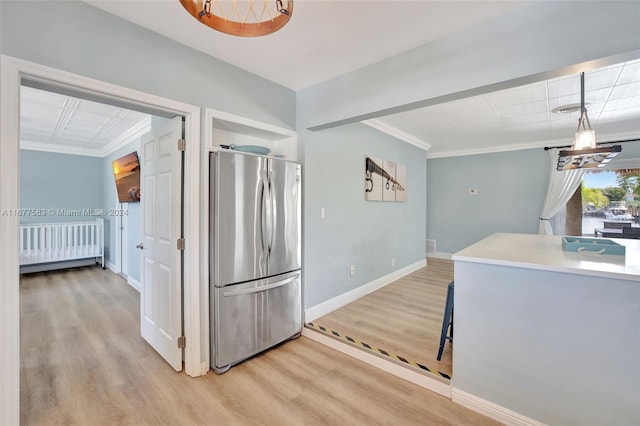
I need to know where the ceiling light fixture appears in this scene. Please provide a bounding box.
[551,102,590,114]
[179,0,293,37]
[556,72,622,171]
[573,72,595,150]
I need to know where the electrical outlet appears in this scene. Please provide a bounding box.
[391,258,396,267]
[350,265,355,276]
[467,188,478,196]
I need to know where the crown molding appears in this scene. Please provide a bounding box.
[98,116,151,157]
[426,130,640,160]
[19,140,104,157]
[361,119,431,152]
[426,140,551,159]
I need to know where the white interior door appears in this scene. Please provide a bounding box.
[139,116,183,371]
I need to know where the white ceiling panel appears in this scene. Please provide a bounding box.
[618,61,640,84]
[374,58,640,158]
[20,86,150,157]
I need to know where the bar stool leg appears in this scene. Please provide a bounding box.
[437,281,454,361]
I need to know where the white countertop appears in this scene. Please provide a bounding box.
[452,233,640,281]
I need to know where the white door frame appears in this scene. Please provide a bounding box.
[0,54,202,425]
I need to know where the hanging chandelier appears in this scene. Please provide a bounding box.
[556,72,621,171]
[179,0,293,37]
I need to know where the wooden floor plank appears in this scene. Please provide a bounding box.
[310,257,455,377]
[19,265,494,426]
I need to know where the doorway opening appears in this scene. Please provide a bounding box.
[17,85,184,421]
[19,84,154,284]
[1,55,202,423]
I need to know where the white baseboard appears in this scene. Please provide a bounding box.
[304,259,426,322]
[451,388,545,426]
[427,251,453,260]
[127,276,141,293]
[107,262,117,273]
[302,328,451,398]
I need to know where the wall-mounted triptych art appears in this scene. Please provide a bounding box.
[365,156,407,202]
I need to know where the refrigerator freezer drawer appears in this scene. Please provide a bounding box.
[212,271,302,369]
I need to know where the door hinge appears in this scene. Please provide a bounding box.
[177,238,185,250]
[178,139,186,151]
[178,336,186,348]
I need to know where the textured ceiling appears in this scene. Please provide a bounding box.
[20,86,150,157]
[373,58,640,158]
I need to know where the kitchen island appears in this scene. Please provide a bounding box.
[451,233,640,425]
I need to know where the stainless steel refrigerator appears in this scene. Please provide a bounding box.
[209,150,302,374]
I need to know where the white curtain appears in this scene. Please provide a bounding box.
[538,148,585,235]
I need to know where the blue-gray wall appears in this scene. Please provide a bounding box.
[303,123,426,308]
[427,143,640,255]
[103,141,144,282]
[454,259,640,425]
[19,146,144,281]
[427,149,549,254]
[19,150,103,224]
[0,0,296,130]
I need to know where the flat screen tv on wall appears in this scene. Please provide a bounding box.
[112,151,141,203]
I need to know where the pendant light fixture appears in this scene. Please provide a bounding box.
[179,0,293,37]
[572,72,596,150]
[556,72,622,171]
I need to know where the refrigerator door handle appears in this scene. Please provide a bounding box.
[222,275,298,297]
[268,170,275,253]
[260,171,270,254]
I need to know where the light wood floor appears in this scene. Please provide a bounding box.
[309,258,454,378]
[19,265,495,425]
